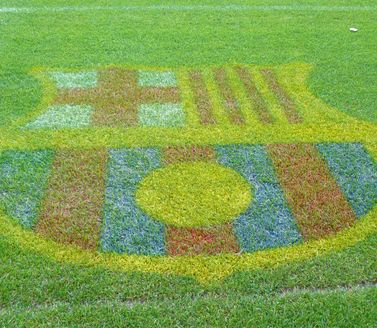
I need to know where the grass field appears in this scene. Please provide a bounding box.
[0,0,376,326]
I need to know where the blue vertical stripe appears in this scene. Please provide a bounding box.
[216,144,302,252]
[317,143,377,218]
[101,148,165,255]
[0,150,53,229]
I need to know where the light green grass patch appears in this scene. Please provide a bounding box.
[138,103,185,127]
[138,71,178,87]
[136,162,252,227]
[49,72,97,89]
[26,105,93,129]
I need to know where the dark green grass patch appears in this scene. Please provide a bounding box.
[0,72,41,126]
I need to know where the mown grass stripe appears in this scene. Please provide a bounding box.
[189,70,216,125]
[261,69,303,124]
[36,149,107,250]
[235,66,274,124]
[1,5,376,14]
[268,144,357,240]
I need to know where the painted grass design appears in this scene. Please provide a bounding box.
[216,145,302,252]
[235,66,273,124]
[101,148,165,255]
[23,63,361,130]
[58,68,139,127]
[0,150,53,229]
[163,145,216,164]
[166,224,240,256]
[317,143,377,217]
[138,71,178,88]
[26,105,93,129]
[268,144,356,240]
[261,69,302,123]
[54,68,182,127]
[136,161,252,228]
[139,103,185,127]
[213,68,245,125]
[189,70,216,125]
[49,72,97,89]
[36,150,107,249]
[1,142,375,255]
[0,4,376,293]
[1,52,376,275]
[161,145,242,255]
[0,141,376,282]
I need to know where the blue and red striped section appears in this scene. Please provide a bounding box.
[216,144,302,252]
[317,143,377,218]
[0,143,375,255]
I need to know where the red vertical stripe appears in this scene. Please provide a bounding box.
[268,144,356,240]
[36,149,107,249]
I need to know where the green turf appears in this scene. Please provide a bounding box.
[2,287,376,327]
[0,0,377,124]
[0,233,376,326]
[0,1,376,325]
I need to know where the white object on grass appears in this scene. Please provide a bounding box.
[350,27,358,32]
